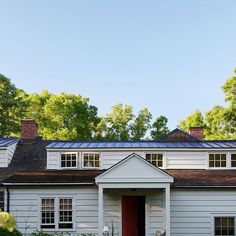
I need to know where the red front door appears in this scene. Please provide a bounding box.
[122,196,145,236]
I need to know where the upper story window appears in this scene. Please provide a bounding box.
[209,153,226,168]
[82,153,100,168]
[146,153,163,167]
[0,191,4,211]
[214,217,235,235]
[60,153,77,168]
[231,154,236,168]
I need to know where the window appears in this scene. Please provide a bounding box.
[41,197,73,230]
[41,198,55,229]
[231,154,236,167]
[60,153,77,168]
[146,153,163,167]
[0,191,4,211]
[82,153,100,168]
[209,154,226,168]
[214,217,235,235]
[59,198,73,229]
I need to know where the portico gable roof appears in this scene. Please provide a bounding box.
[96,153,174,184]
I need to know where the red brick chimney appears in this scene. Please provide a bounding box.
[189,127,204,140]
[21,119,38,140]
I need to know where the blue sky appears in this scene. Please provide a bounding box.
[0,1,236,129]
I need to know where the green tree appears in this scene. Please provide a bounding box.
[96,104,134,140]
[130,108,152,140]
[27,92,100,140]
[179,109,205,132]
[150,115,169,140]
[0,74,28,137]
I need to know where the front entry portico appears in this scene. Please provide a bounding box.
[96,153,173,236]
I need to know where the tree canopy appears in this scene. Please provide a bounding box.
[179,67,236,140]
[0,74,28,137]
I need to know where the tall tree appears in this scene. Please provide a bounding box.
[27,92,100,140]
[0,74,28,137]
[96,104,134,140]
[130,108,152,140]
[150,115,169,140]
[179,109,205,132]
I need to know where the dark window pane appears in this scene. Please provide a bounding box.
[221,161,226,167]
[209,161,214,167]
[209,154,214,160]
[59,223,73,229]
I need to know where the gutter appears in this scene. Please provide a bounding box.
[3,182,95,186]
[6,187,10,212]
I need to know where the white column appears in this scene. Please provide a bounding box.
[165,185,170,236]
[98,184,104,236]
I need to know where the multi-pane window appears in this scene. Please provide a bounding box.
[0,191,4,211]
[146,153,163,167]
[214,217,235,235]
[59,198,73,229]
[209,154,227,168]
[41,198,73,230]
[83,153,100,168]
[231,154,236,167]
[41,198,55,229]
[61,153,77,168]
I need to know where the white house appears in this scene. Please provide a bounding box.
[1,119,236,236]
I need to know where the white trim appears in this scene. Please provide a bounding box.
[59,152,78,170]
[47,148,236,152]
[207,152,228,169]
[38,195,76,232]
[210,213,236,236]
[81,152,101,169]
[96,153,173,183]
[144,151,165,169]
[230,152,236,169]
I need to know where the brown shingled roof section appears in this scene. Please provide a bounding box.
[167,169,236,187]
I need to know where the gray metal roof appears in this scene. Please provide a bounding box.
[47,140,236,149]
[0,138,18,148]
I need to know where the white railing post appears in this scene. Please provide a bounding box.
[165,185,170,236]
[98,184,104,236]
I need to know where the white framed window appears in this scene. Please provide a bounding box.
[60,153,77,168]
[59,198,73,229]
[82,152,100,168]
[41,198,55,229]
[146,153,163,167]
[214,216,235,235]
[209,153,227,168]
[0,191,4,211]
[231,154,236,168]
[40,197,74,231]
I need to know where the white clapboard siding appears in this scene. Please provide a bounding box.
[9,187,99,235]
[102,151,145,169]
[0,142,17,167]
[170,189,236,236]
[47,151,60,169]
[104,189,164,236]
[166,152,206,169]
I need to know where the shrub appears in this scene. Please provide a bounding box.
[0,227,22,236]
[0,212,16,232]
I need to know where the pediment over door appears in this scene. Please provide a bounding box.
[96,153,174,184]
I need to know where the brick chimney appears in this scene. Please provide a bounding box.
[21,119,38,140]
[189,127,204,140]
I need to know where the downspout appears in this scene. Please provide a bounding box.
[6,187,10,212]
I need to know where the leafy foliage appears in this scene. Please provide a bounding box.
[26,91,100,140]
[0,228,22,236]
[180,67,236,139]
[96,104,155,140]
[150,115,169,140]
[0,212,17,232]
[0,74,28,137]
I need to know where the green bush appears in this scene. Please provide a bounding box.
[0,227,22,236]
[30,232,65,236]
